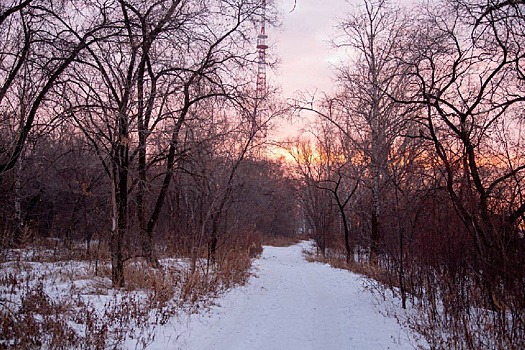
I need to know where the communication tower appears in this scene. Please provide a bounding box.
[256,0,268,100]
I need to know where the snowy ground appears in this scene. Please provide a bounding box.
[146,241,416,350]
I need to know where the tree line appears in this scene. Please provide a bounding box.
[0,0,297,288]
[291,0,525,348]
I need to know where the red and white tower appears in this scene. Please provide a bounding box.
[256,0,268,100]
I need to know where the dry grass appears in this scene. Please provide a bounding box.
[302,246,396,289]
[0,236,259,349]
[304,243,525,350]
[1,237,112,265]
[262,235,305,247]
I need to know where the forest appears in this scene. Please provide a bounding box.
[1,0,524,349]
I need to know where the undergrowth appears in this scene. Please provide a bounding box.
[304,243,525,350]
[0,239,259,349]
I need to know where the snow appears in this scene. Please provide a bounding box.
[147,241,415,349]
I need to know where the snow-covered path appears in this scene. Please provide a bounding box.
[150,242,414,350]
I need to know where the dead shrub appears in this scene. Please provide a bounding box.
[261,235,303,247]
[1,283,80,350]
[127,261,181,307]
[180,269,208,304]
[305,241,525,350]
[0,228,261,349]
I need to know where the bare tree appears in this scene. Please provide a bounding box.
[0,0,112,175]
[289,121,361,263]
[64,0,272,287]
[292,0,411,263]
[399,0,525,299]
[333,0,412,263]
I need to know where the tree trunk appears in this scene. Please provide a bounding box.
[338,203,352,264]
[395,186,406,309]
[137,105,160,267]
[110,100,130,288]
[13,156,23,246]
[111,151,127,288]
[370,196,380,265]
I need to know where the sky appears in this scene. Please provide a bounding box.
[269,0,347,99]
[265,0,348,144]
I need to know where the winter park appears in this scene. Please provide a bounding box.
[1,0,525,349]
